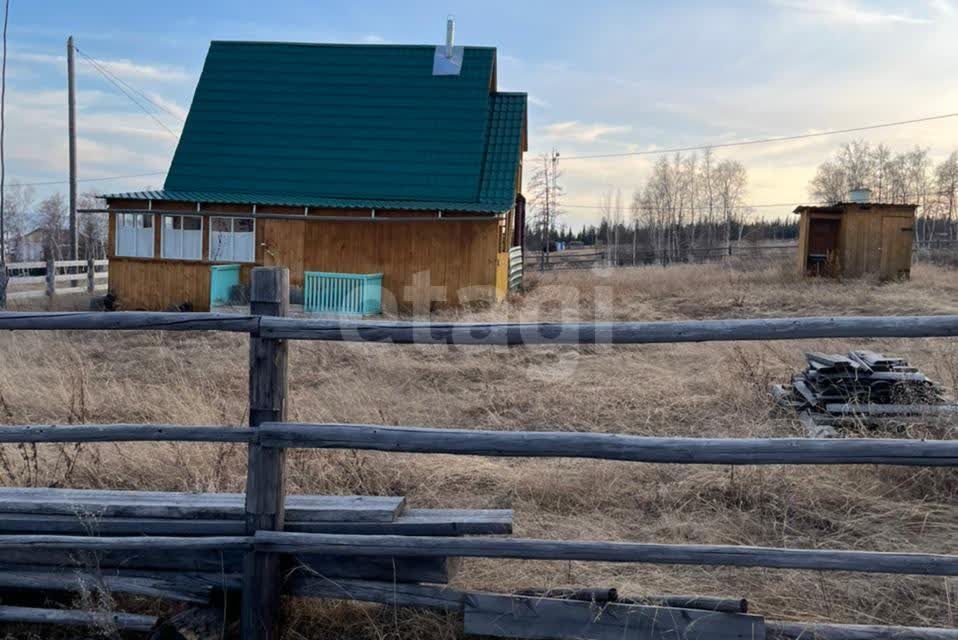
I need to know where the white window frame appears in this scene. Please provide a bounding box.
[161,214,204,261]
[208,216,256,263]
[115,213,154,258]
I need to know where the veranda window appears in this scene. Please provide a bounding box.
[115,213,154,258]
[161,215,203,260]
[209,217,255,263]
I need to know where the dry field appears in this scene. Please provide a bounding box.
[0,260,956,638]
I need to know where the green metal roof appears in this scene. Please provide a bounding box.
[107,41,526,213]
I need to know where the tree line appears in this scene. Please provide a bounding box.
[525,139,958,263]
[1,182,107,263]
[810,140,958,242]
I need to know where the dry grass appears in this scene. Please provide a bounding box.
[0,260,956,637]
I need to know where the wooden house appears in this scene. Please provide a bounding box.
[103,40,527,312]
[794,197,916,280]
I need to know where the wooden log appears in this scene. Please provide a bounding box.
[766,621,958,640]
[258,315,958,345]
[463,593,764,640]
[0,535,249,551]
[0,604,156,632]
[243,267,290,640]
[514,587,618,602]
[255,531,958,576]
[0,311,257,333]
[0,424,255,444]
[0,567,211,603]
[617,595,748,614]
[0,488,404,522]
[0,550,452,584]
[259,424,958,467]
[0,508,510,537]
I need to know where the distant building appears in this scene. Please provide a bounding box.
[794,190,916,280]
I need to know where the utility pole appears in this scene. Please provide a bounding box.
[0,0,9,309]
[67,35,78,261]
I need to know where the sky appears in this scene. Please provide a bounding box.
[4,0,958,227]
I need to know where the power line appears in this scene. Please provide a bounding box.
[73,44,179,139]
[17,171,166,188]
[73,45,185,124]
[556,111,958,161]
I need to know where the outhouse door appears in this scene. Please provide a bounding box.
[879,216,913,280]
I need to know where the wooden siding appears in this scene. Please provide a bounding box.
[797,204,915,280]
[106,203,502,310]
[301,219,499,308]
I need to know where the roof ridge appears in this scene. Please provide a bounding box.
[211,40,498,51]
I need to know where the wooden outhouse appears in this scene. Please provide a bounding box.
[793,201,917,280]
[101,40,527,312]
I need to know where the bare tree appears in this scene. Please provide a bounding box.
[37,193,67,261]
[526,151,563,269]
[714,159,747,253]
[2,180,34,261]
[935,151,958,241]
[78,191,107,259]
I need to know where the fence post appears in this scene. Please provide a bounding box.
[45,255,55,299]
[86,255,95,294]
[242,267,289,640]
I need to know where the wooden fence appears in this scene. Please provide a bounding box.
[4,257,108,300]
[526,244,798,271]
[0,268,955,640]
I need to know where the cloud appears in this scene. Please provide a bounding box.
[9,50,191,83]
[542,121,632,143]
[928,0,955,14]
[360,34,387,44]
[769,0,931,25]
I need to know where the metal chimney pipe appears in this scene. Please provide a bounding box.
[445,16,455,58]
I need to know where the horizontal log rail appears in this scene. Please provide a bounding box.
[0,424,255,443]
[0,533,953,576]
[259,423,958,466]
[256,531,958,576]
[1,311,958,346]
[3,422,955,467]
[258,314,958,343]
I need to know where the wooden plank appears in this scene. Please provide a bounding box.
[0,488,404,522]
[767,620,958,640]
[0,550,450,583]
[259,314,958,344]
[0,310,257,332]
[244,267,290,640]
[285,576,466,610]
[463,593,764,640]
[255,531,958,576]
[0,424,254,443]
[289,554,454,584]
[0,605,156,632]
[825,403,958,416]
[0,568,212,603]
[259,424,958,467]
[0,508,509,537]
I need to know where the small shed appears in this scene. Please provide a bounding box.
[793,197,917,280]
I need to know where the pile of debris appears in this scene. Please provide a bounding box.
[772,350,955,437]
